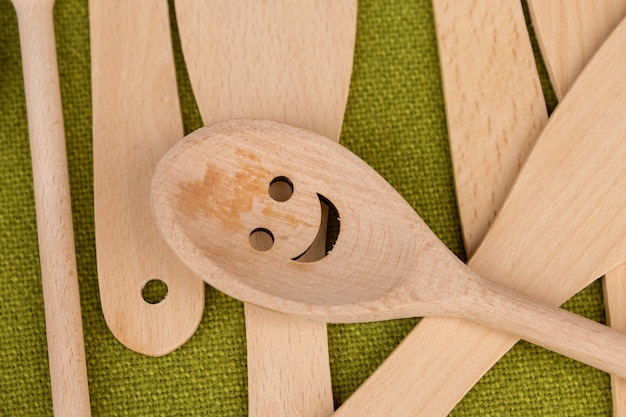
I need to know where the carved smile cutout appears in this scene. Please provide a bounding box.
[248,176,340,262]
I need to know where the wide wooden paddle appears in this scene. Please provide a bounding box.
[11,0,90,414]
[323,13,626,417]
[90,0,204,356]
[433,0,546,257]
[527,1,626,414]
[174,2,356,415]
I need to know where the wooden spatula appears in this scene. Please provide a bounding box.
[434,0,546,257]
[174,1,356,415]
[330,13,626,417]
[90,0,204,356]
[527,0,626,101]
[527,1,626,414]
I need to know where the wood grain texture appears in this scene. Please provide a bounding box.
[175,0,356,140]
[606,264,626,416]
[528,0,626,101]
[11,0,91,415]
[90,0,204,356]
[527,3,626,415]
[174,2,356,416]
[435,0,546,256]
[152,118,626,379]
[332,14,626,417]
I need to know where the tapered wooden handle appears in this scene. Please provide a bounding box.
[465,277,626,379]
[11,1,91,416]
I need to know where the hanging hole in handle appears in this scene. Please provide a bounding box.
[142,279,169,304]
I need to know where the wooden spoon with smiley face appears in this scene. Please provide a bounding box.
[152,118,626,380]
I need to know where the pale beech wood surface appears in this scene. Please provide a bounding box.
[152,119,626,380]
[527,2,626,415]
[174,2,356,416]
[435,0,546,257]
[329,14,626,417]
[528,0,626,101]
[606,264,626,415]
[90,0,205,356]
[11,0,90,415]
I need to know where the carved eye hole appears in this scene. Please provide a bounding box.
[269,176,293,202]
[249,228,274,251]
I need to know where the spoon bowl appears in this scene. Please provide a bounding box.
[153,119,438,319]
[152,119,626,377]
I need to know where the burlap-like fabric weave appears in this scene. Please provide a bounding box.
[0,0,611,415]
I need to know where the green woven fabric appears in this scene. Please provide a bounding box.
[0,0,611,415]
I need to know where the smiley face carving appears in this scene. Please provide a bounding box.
[155,123,342,284]
[248,175,339,263]
[152,119,419,308]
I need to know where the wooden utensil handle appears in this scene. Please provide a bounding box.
[12,1,91,415]
[465,277,626,378]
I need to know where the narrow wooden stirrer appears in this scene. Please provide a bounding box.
[174,1,356,415]
[606,264,626,413]
[90,0,204,356]
[527,1,626,414]
[327,11,626,417]
[11,0,90,415]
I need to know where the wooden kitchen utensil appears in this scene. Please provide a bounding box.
[152,118,626,379]
[606,263,626,413]
[528,0,626,101]
[174,1,356,415]
[90,0,204,356]
[11,0,90,415]
[327,14,626,417]
[527,2,626,414]
[434,0,546,257]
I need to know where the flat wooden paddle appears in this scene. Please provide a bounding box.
[90,0,204,356]
[528,0,626,101]
[324,14,626,417]
[11,0,90,414]
[434,0,546,257]
[174,2,356,415]
[527,1,626,414]
[152,118,626,378]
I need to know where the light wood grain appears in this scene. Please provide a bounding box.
[527,2,626,415]
[329,13,626,417]
[174,2,356,416]
[90,0,204,356]
[433,0,545,414]
[11,0,90,415]
[528,0,626,101]
[435,0,546,257]
[606,264,626,415]
[152,118,626,379]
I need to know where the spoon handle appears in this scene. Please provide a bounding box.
[11,0,91,415]
[464,276,626,378]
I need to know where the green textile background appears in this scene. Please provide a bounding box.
[0,0,612,415]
